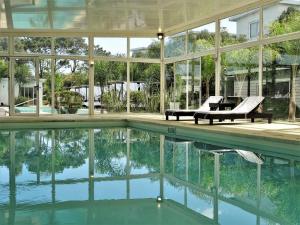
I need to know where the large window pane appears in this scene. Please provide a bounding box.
[221,47,259,102]
[53,10,86,30]
[188,59,201,109]
[12,12,49,29]
[165,63,175,109]
[130,38,160,58]
[263,40,300,120]
[39,59,55,114]
[13,59,38,114]
[54,59,88,115]
[55,37,88,56]
[201,55,215,100]
[174,61,187,110]
[14,37,51,54]
[130,62,160,113]
[188,22,215,53]
[165,32,186,58]
[0,57,9,117]
[94,38,127,57]
[264,3,300,37]
[0,37,8,53]
[94,61,127,113]
[220,9,259,46]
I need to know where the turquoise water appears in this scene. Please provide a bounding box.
[0,127,299,225]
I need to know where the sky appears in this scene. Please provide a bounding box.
[93,19,237,55]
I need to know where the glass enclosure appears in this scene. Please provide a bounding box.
[0,1,299,120]
[221,47,259,102]
[130,63,160,113]
[94,61,127,113]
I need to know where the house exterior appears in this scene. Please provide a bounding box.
[0,78,45,107]
[228,0,300,110]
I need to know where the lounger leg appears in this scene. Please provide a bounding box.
[176,115,179,121]
[166,115,169,120]
[195,117,198,124]
[209,119,213,125]
[251,118,254,123]
[268,117,272,124]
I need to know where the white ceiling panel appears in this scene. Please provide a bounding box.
[0,0,271,36]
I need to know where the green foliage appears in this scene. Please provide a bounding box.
[15,96,30,105]
[14,62,32,84]
[101,91,126,112]
[130,91,145,110]
[0,59,8,79]
[263,97,295,119]
[55,91,83,114]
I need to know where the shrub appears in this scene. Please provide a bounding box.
[55,90,83,114]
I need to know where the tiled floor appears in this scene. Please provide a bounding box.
[1,113,300,142]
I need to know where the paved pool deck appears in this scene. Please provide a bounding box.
[0,113,300,142]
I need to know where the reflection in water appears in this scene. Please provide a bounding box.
[0,128,299,225]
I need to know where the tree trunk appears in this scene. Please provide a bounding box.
[271,60,276,96]
[247,74,251,97]
[191,61,195,106]
[205,80,210,98]
[288,64,298,121]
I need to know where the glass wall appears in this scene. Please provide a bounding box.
[55,37,88,56]
[188,22,215,53]
[39,59,54,114]
[188,59,201,109]
[263,3,300,37]
[130,38,160,59]
[165,32,186,58]
[165,63,175,110]
[220,9,259,46]
[263,40,300,120]
[221,47,259,103]
[13,58,37,114]
[174,61,187,110]
[54,59,88,115]
[0,1,299,120]
[0,57,9,117]
[201,55,215,101]
[130,63,160,113]
[94,37,127,57]
[94,61,127,113]
[14,37,51,54]
[0,37,8,53]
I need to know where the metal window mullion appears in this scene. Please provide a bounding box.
[8,35,15,116]
[35,58,40,116]
[258,6,264,97]
[199,57,202,106]
[160,38,165,114]
[88,36,95,115]
[51,38,55,114]
[215,19,221,96]
[127,37,130,113]
[186,60,189,110]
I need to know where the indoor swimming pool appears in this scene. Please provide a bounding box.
[0,126,299,225]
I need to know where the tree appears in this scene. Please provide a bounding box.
[0,59,8,79]
[223,47,258,97]
[202,55,215,98]
[269,7,300,121]
[54,37,88,73]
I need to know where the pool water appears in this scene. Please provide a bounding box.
[0,127,299,225]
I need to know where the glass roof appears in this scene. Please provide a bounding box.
[0,0,264,35]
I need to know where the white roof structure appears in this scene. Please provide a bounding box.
[0,0,269,36]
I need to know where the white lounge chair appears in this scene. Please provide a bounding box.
[165,96,223,121]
